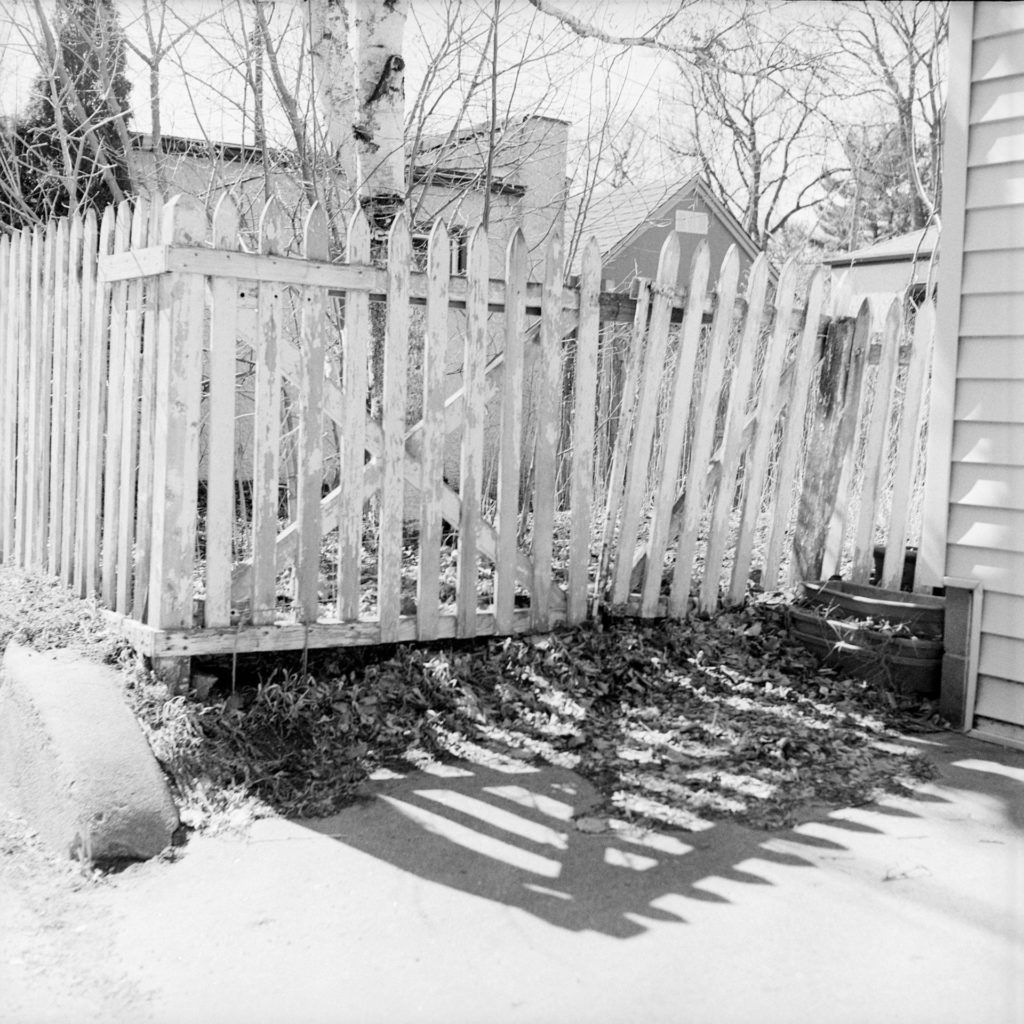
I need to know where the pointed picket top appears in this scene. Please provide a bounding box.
[715,244,741,305]
[303,202,330,261]
[387,206,411,255]
[542,224,565,278]
[211,193,241,250]
[98,203,116,255]
[257,196,289,256]
[468,221,488,268]
[581,234,601,281]
[147,193,164,245]
[112,199,132,253]
[506,225,527,269]
[161,193,208,246]
[130,196,149,248]
[654,227,682,284]
[774,256,799,314]
[347,204,371,261]
[685,238,712,307]
[428,216,449,266]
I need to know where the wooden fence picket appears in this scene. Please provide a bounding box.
[882,299,934,590]
[850,297,902,583]
[727,257,799,605]
[455,223,488,638]
[0,196,941,665]
[566,237,601,625]
[101,201,133,606]
[47,217,69,578]
[763,266,825,587]
[25,223,52,570]
[337,208,370,622]
[379,211,411,642]
[417,220,452,640]
[639,241,711,617]
[149,195,207,631]
[251,198,288,627]
[699,253,769,612]
[610,232,681,606]
[530,228,565,630]
[73,210,98,597]
[669,246,741,614]
[82,207,114,596]
[821,300,872,579]
[204,194,242,628]
[295,203,329,625]
[131,196,164,618]
[114,198,151,613]
[14,229,32,566]
[494,228,528,634]
[59,213,84,587]
[595,279,650,609]
[0,234,15,561]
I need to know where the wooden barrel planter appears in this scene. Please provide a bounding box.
[787,580,944,697]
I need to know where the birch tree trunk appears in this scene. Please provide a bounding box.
[307,0,358,202]
[351,0,408,204]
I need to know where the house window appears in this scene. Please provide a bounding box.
[411,227,469,275]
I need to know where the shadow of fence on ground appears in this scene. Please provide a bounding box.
[300,760,911,939]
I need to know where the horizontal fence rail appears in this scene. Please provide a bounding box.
[0,194,938,667]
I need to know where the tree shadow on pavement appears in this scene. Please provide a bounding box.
[300,759,908,939]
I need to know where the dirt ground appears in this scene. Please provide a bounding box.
[0,802,154,1024]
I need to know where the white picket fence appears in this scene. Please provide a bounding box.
[0,193,937,672]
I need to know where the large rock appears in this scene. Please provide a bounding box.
[0,642,178,863]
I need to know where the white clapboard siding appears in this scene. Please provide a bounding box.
[379,212,411,642]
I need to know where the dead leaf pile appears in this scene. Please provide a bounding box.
[143,597,940,828]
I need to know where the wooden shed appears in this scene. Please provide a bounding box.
[922,1,1024,748]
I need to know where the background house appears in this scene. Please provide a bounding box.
[923,1,1024,748]
[569,176,763,293]
[823,226,938,301]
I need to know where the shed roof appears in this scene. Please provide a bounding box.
[823,226,939,267]
[571,175,762,270]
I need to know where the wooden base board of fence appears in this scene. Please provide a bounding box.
[106,606,567,660]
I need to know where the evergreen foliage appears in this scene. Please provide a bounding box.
[12,0,133,226]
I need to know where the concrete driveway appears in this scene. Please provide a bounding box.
[4,730,1023,1024]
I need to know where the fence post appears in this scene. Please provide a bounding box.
[148,195,208,687]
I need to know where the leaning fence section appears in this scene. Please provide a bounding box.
[0,194,938,668]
